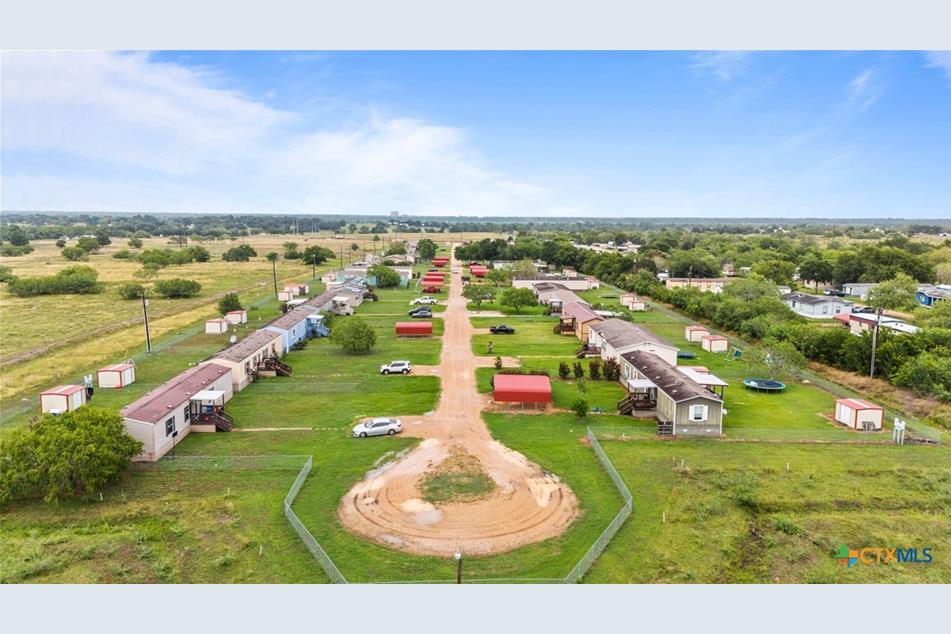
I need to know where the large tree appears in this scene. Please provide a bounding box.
[867,273,919,312]
[0,407,142,504]
[330,317,377,354]
[417,238,437,261]
[369,264,401,288]
[798,254,834,291]
[499,287,538,314]
[463,283,494,310]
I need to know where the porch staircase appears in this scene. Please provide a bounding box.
[576,346,601,358]
[259,357,294,377]
[198,411,234,432]
[617,394,636,416]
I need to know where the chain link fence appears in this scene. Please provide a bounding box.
[283,456,348,584]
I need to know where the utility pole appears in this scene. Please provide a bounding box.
[454,552,463,584]
[869,306,883,378]
[141,292,152,353]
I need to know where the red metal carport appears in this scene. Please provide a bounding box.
[493,374,552,404]
[395,321,433,337]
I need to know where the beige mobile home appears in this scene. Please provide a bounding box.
[204,329,285,391]
[121,364,234,462]
[587,319,679,366]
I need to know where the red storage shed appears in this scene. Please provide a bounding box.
[493,374,552,405]
[395,321,433,337]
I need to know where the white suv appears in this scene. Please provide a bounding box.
[380,360,412,375]
[412,296,438,305]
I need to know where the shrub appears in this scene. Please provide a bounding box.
[494,356,503,370]
[153,278,201,298]
[55,238,67,248]
[571,397,589,419]
[572,362,585,379]
[0,407,142,504]
[112,249,134,259]
[218,292,243,314]
[186,245,211,262]
[558,361,570,379]
[9,265,102,297]
[76,236,101,253]
[222,245,257,262]
[128,237,143,248]
[603,358,621,381]
[61,245,89,261]
[1,243,34,256]
[588,358,602,380]
[302,245,335,265]
[118,283,147,300]
[329,317,377,354]
[0,265,17,284]
[499,287,538,314]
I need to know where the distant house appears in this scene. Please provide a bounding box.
[535,284,586,313]
[665,278,731,293]
[916,286,951,308]
[776,285,792,295]
[121,363,234,462]
[561,301,604,343]
[842,282,878,299]
[512,276,599,291]
[833,312,920,336]
[587,319,679,367]
[782,292,852,318]
[618,351,723,436]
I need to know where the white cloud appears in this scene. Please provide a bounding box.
[691,51,751,81]
[923,51,951,83]
[0,51,553,215]
[846,69,883,111]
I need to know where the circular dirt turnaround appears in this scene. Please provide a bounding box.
[337,250,578,557]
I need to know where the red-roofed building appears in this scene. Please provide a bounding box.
[493,374,552,406]
[97,363,136,389]
[395,321,433,337]
[834,398,884,431]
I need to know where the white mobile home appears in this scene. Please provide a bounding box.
[204,329,285,391]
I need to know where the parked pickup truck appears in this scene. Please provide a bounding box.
[412,296,439,305]
[489,325,515,334]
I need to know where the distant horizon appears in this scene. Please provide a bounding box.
[3,209,949,225]
[3,51,950,218]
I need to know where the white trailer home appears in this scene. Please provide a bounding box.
[204,329,285,391]
[587,319,679,367]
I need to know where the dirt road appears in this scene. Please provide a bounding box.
[337,252,578,557]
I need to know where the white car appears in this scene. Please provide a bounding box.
[412,296,438,305]
[380,360,412,375]
[353,417,402,438]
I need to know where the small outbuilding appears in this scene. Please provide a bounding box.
[701,334,729,353]
[205,318,229,335]
[395,321,433,337]
[834,398,884,431]
[225,310,248,325]
[619,294,646,311]
[40,385,87,413]
[493,374,552,406]
[278,290,294,302]
[685,325,710,343]
[97,363,136,389]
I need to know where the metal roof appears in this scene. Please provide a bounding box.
[620,351,722,404]
[588,319,675,350]
[212,329,282,362]
[562,301,603,323]
[122,364,231,424]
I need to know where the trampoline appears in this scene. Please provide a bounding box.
[743,378,786,392]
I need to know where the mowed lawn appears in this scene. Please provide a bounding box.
[587,439,951,583]
[226,290,443,430]
[471,315,578,357]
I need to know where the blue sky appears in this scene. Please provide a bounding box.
[2,51,950,217]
